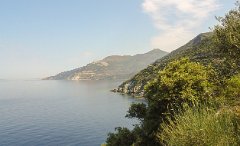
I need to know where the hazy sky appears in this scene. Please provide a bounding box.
[0,0,235,79]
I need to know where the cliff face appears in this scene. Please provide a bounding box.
[44,49,168,80]
[115,32,216,97]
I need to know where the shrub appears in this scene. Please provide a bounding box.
[224,73,240,105]
[145,57,216,109]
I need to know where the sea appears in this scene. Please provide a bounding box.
[0,80,141,146]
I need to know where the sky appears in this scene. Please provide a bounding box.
[0,0,236,79]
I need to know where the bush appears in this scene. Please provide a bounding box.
[145,57,216,109]
[224,73,240,105]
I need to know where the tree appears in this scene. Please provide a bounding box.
[212,1,240,78]
[106,127,136,146]
[126,103,147,122]
[214,1,240,56]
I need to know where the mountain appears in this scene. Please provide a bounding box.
[115,32,223,96]
[44,49,168,80]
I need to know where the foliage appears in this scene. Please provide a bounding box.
[126,103,147,122]
[106,127,136,146]
[158,106,240,146]
[212,1,240,78]
[214,1,240,56]
[224,73,240,104]
[145,57,216,106]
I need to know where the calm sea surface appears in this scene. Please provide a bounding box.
[0,80,141,146]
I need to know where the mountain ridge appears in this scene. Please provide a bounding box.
[44,49,168,80]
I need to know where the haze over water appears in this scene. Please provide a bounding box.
[0,80,140,146]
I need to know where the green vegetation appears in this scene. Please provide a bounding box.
[145,58,216,106]
[157,72,240,146]
[159,106,240,146]
[223,73,240,105]
[214,1,240,56]
[106,127,136,146]
[105,2,240,146]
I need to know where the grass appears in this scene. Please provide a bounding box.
[158,106,240,146]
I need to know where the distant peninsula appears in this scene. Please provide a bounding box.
[43,49,168,80]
